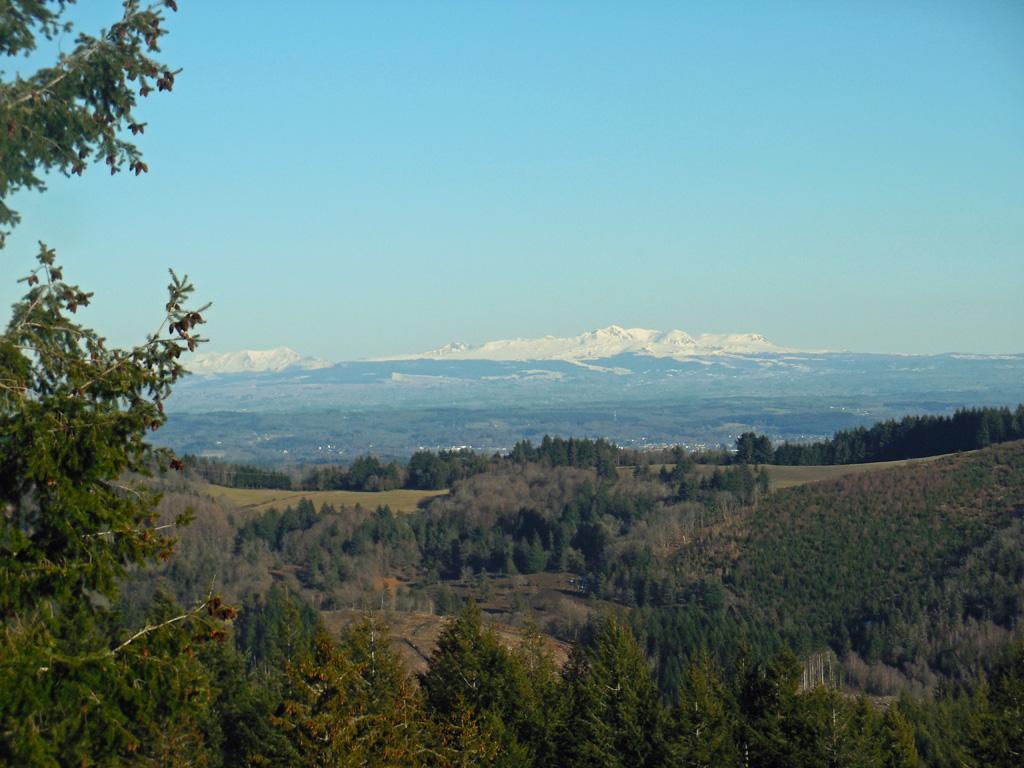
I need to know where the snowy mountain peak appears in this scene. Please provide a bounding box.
[656,329,697,347]
[374,326,818,362]
[426,342,471,357]
[586,325,657,342]
[188,347,330,375]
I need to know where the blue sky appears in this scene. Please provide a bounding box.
[3,1,1022,358]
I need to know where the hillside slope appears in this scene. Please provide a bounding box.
[724,440,1024,690]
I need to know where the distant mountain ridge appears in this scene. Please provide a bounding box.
[188,346,329,375]
[372,325,829,362]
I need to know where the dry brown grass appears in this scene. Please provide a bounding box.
[320,609,572,676]
[634,454,949,491]
[191,482,447,513]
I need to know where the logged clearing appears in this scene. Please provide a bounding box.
[320,609,572,676]
[193,482,447,513]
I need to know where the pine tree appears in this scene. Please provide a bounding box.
[797,688,884,768]
[557,642,619,768]
[271,617,427,767]
[736,648,804,768]
[420,600,529,766]
[881,705,921,768]
[668,650,741,767]
[0,3,236,763]
[556,616,665,768]
[510,621,562,767]
[966,639,1024,767]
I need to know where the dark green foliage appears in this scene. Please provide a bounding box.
[420,600,545,765]
[881,705,922,768]
[0,4,251,762]
[406,448,491,489]
[270,617,429,767]
[184,455,293,489]
[234,498,319,552]
[773,405,1024,466]
[728,442,1024,685]
[196,631,302,768]
[557,616,666,768]
[1,591,217,765]
[511,435,621,473]
[966,638,1024,767]
[735,432,774,464]
[668,651,741,767]
[701,463,761,503]
[408,449,453,489]
[735,648,806,767]
[302,454,404,491]
[0,249,207,617]
[233,583,320,672]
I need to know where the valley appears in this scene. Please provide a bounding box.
[158,336,1024,462]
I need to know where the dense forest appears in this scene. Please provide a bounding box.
[91,589,1024,766]
[116,437,1024,765]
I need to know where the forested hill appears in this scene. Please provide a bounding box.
[726,439,1024,690]
[149,439,1024,698]
[129,440,1024,765]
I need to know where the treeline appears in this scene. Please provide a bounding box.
[124,588,1023,767]
[510,435,621,476]
[737,404,1024,466]
[184,454,293,489]
[301,454,405,491]
[185,437,623,493]
[189,404,1024,497]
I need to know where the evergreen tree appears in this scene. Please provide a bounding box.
[510,621,563,767]
[881,705,921,768]
[271,617,426,767]
[736,648,805,768]
[966,639,1024,767]
[797,687,884,768]
[557,643,618,768]
[557,617,665,768]
[0,4,239,763]
[668,651,741,767]
[420,600,530,766]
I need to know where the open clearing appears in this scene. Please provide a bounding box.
[192,482,448,513]
[631,453,951,491]
[694,454,948,490]
[196,454,954,513]
[321,608,572,675]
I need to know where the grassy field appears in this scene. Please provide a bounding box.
[693,454,947,490]
[627,454,950,491]
[197,455,952,513]
[193,482,448,513]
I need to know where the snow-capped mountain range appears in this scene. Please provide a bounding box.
[373,325,826,362]
[186,327,828,374]
[187,347,329,375]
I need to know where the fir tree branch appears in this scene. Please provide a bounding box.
[109,594,211,655]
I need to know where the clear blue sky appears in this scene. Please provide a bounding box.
[3,0,1022,358]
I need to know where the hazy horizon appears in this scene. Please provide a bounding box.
[3,1,1022,358]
